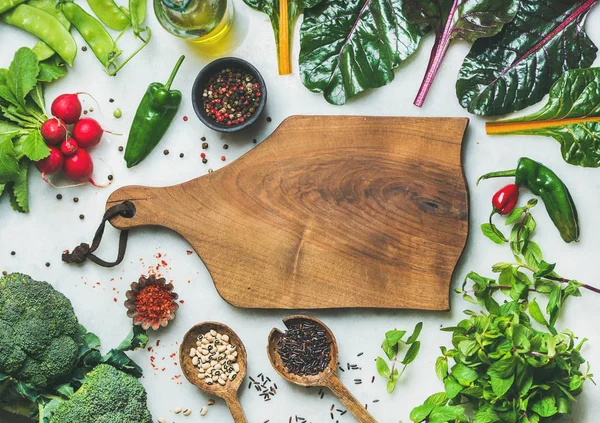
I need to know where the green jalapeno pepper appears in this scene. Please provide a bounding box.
[124,55,185,168]
[478,157,580,243]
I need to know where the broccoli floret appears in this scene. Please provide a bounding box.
[0,273,81,388]
[50,364,153,423]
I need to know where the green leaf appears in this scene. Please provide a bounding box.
[401,341,420,365]
[511,323,531,349]
[38,61,68,83]
[523,241,543,269]
[531,396,558,418]
[485,67,600,167]
[427,405,465,423]
[534,261,556,279]
[410,403,435,422]
[387,378,397,394]
[116,325,149,351]
[0,134,22,183]
[0,69,20,107]
[406,322,423,344]
[435,356,448,381]
[424,392,448,406]
[451,363,477,386]
[487,356,516,379]
[505,207,524,225]
[481,223,508,244]
[386,329,407,347]
[457,0,598,116]
[403,0,519,107]
[8,161,29,213]
[6,47,40,107]
[528,298,549,326]
[299,0,428,105]
[490,374,514,397]
[475,405,499,423]
[376,356,391,378]
[244,0,324,75]
[382,339,397,360]
[444,375,463,399]
[21,130,49,161]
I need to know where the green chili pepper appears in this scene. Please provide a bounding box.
[1,4,77,66]
[124,55,185,168]
[86,0,131,31]
[61,2,120,68]
[0,0,25,15]
[478,157,580,243]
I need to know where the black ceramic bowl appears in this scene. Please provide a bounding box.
[191,57,267,133]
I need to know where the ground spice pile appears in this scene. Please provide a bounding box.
[202,68,261,126]
[125,275,179,330]
[277,320,331,376]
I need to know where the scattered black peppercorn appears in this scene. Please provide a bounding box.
[56,194,63,200]
[79,214,85,220]
[201,136,206,141]
[180,153,184,158]
[252,139,257,144]
[223,144,229,150]
[202,68,262,126]
[73,197,79,203]
[10,251,15,256]
[164,149,169,155]
[267,117,272,122]
[82,46,88,52]
[109,98,114,103]
[107,175,113,181]
[118,146,124,152]
[202,142,209,149]
[45,262,50,267]
[83,110,88,115]
[202,158,208,164]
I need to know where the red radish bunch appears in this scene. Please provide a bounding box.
[36,93,110,187]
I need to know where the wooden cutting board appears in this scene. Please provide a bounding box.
[107,116,469,310]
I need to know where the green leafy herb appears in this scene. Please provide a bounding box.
[403,0,519,107]
[457,0,598,116]
[376,322,422,394]
[244,0,324,75]
[486,67,600,168]
[411,202,599,422]
[0,47,67,213]
[299,0,427,105]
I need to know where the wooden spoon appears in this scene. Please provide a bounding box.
[180,322,248,422]
[267,315,377,423]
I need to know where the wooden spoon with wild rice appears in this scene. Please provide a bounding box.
[267,315,377,423]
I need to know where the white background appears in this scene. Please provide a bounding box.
[1,2,600,422]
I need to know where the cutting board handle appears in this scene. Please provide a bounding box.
[106,185,176,231]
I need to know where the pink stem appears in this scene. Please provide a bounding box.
[414,0,460,107]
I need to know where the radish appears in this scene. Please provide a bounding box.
[63,148,107,188]
[35,146,64,182]
[72,117,103,148]
[60,138,78,156]
[40,118,67,145]
[51,93,84,124]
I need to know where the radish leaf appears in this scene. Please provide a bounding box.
[403,0,519,108]
[457,0,598,116]
[299,0,428,105]
[486,68,600,167]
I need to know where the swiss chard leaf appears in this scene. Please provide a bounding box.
[403,0,519,107]
[457,0,598,116]
[299,0,427,105]
[486,67,600,167]
[244,0,324,75]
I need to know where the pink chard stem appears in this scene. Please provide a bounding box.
[414,0,460,108]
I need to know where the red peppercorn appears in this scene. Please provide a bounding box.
[492,184,519,215]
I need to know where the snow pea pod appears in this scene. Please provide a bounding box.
[129,0,146,35]
[0,0,25,14]
[28,0,71,61]
[61,2,120,69]
[86,0,130,31]
[0,4,77,66]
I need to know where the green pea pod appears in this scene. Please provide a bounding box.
[129,0,146,35]
[479,157,580,243]
[125,56,185,168]
[61,2,121,69]
[0,0,25,14]
[86,0,130,31]
[0,4,77,66]
[28,0,71,61]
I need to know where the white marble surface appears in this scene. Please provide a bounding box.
[1,2,600,422]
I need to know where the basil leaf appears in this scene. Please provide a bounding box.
[376,356,390,378]
[403,0,519,107]
[457,0,598,116]
[244,0,323,74]
[486,68,600,167]
[299,0,427,105]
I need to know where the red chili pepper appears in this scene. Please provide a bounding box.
[492,184,519,215]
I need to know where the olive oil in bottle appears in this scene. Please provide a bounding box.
[154,0,233,44]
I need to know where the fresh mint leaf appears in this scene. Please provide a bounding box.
[406,322,423,344]
[427,405,465,423]
[401,341,420,365]
[443,376,462,399]
[386,329,406,347]
[505,207,524,225]
[523,241,542,269]
[528,298,549,326]
[376,357,390,378]
[487,357,516,379]
[481,223,507,244]
[490,374,514,397]
[531,396,558,418]
[381,339,396,361]
[21,130,49,161]
[475,405,498,423]
[424,392,448,406]
[410,403,435,422]
[387,379,397,394]
[435,357,448,381]
[451,363,477,386]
